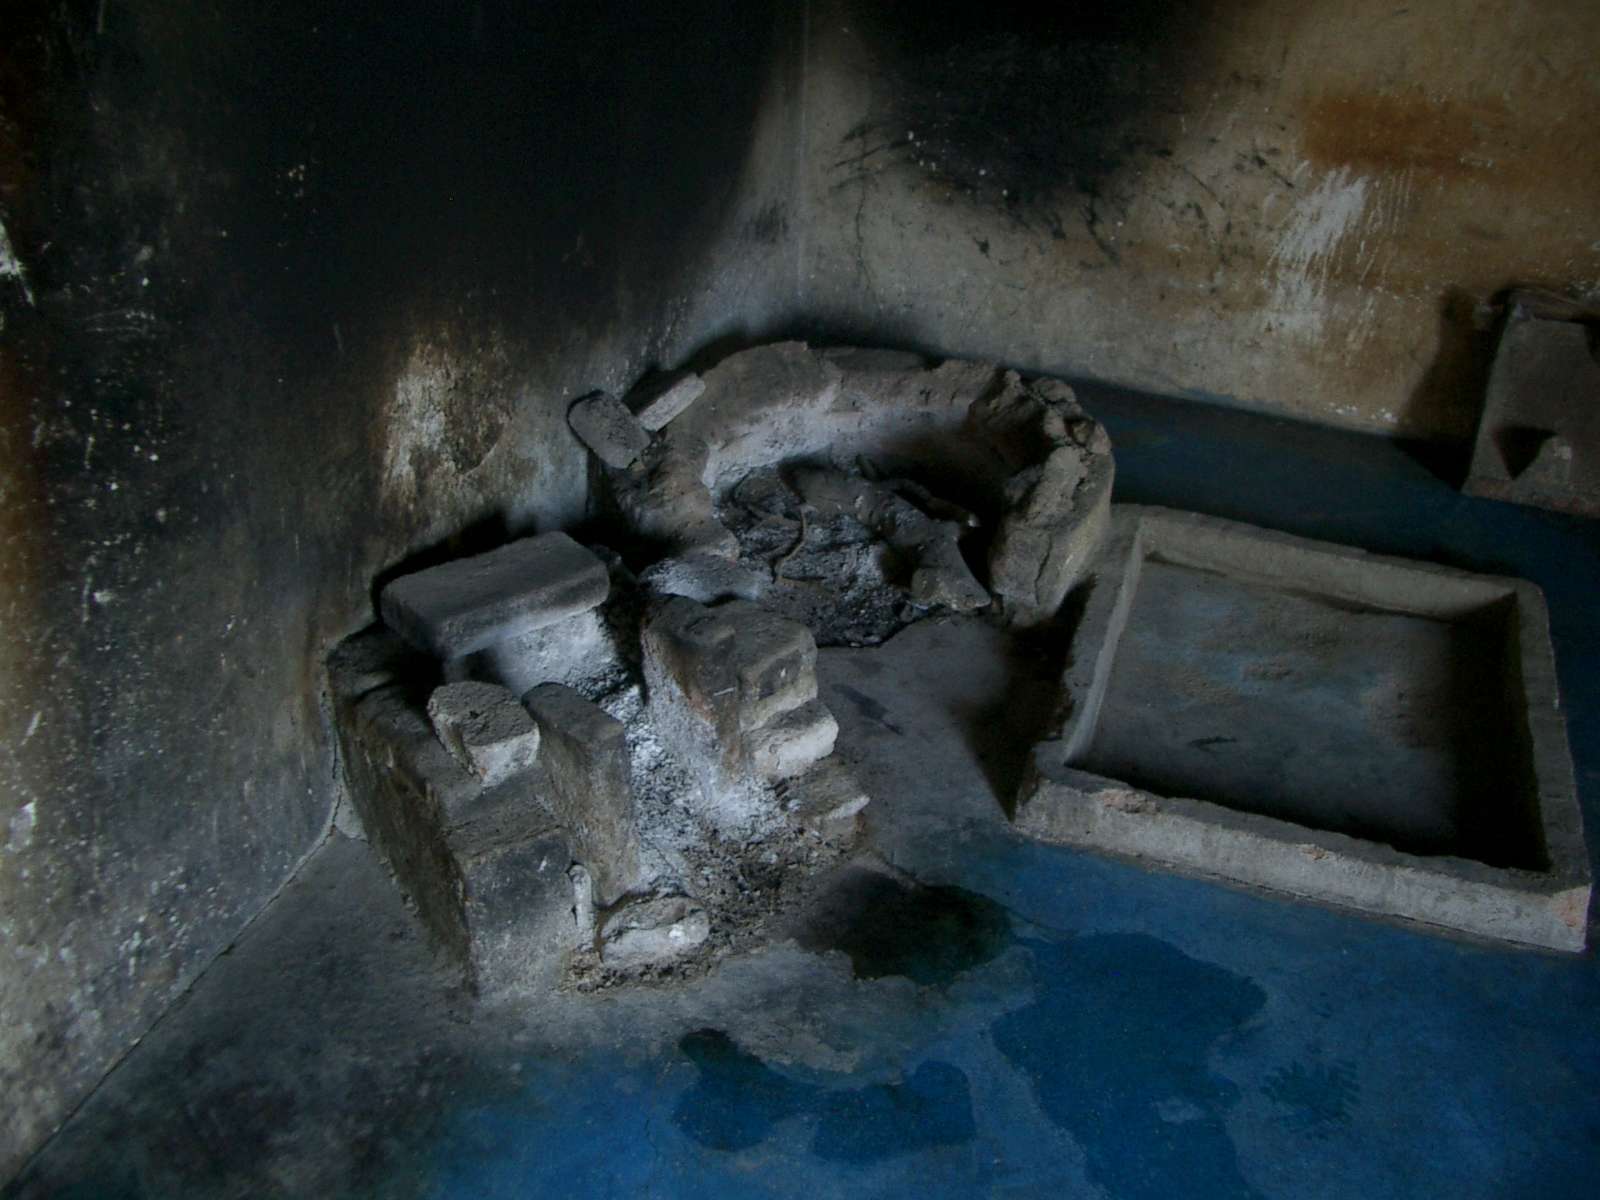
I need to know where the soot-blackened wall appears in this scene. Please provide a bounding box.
[0,0,800,1174]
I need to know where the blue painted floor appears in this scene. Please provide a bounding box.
[14,390,1600,1199]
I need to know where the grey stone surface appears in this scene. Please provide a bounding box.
[380,532,609,659]
[329,630,577,993]
[568,390,652,469]
[628,372,707,432]
[638,552,769,604]
[521,683,642,906]
[598,893,711,966]
[1014,506,1590,951]
[427,682,540,787]
[1463,297,1600,516]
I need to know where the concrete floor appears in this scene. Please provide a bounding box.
[10,387,1600,1199]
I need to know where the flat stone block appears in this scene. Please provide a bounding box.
[569,390,652,469]
[522,682,641,905]
[1014,505,1590,951]
[427,681,539,788]
[380,532,609,659]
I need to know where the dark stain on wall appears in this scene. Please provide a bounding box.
[844,0,1216,219]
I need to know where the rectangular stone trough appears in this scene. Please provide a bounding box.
[1015,505,1590,951]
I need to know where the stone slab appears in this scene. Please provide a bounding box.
[379,532,608,659]
[1014,505,1590,951]
[521,683,641,905]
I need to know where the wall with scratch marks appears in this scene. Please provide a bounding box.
[802,0,1600,439]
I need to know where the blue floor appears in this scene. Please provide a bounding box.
[16,391,1600,1199]
[411,394,1600,1199]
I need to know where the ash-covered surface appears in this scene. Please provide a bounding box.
[718,467,940,647]
[567,680,851,991]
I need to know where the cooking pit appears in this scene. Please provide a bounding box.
[327,342,1116,991]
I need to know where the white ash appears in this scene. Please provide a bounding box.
[568,676,850,990]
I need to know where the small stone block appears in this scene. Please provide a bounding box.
[427,681,540,787]
[630,373,707,433]
[646,598,817,735]
[522,682,641,905]
[379,532,609,659]
[569,390,652,469]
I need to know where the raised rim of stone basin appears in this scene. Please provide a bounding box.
[1015,504,1590,952]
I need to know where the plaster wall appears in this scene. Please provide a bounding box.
[801,0,1600,439]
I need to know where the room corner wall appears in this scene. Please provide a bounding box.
[798,0,1600,440]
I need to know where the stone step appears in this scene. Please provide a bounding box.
[746,699,839,780]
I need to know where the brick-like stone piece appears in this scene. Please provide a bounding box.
[783,759,870,843]
[427,681,540,787]
[379,532,608,659]
[521,682,641,905]
[629,372,706,433]
[642,597,835,826]
[568,390,652,469]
